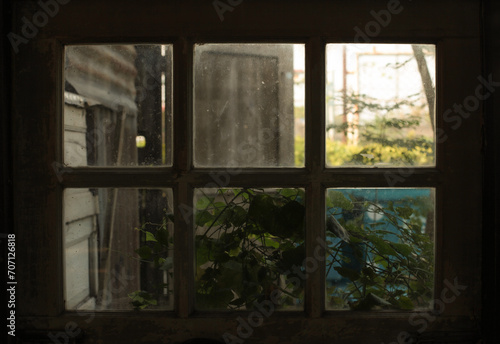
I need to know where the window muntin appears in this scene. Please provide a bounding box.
[61,42,438,314]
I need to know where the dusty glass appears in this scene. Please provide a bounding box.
[64,44,173,167]
[64,188,174,311]
[194,188,305,310]
[193,44,305,167]
[325,188,435,310]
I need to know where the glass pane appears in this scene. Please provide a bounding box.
[325,188,435,310]
[64,188,174,310]
[194,188,305,310]
[193,44,305,167]
[64,44,173,166]
[326,44,436,167]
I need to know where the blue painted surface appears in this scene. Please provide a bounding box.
[326,188,431,285]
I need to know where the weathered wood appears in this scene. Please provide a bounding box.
[63,188,96,224]
[39,0,480,40]
[64,239,91,309]
[59,168,443,188]
[174,38,195,317]
[13,35,64,316]
[435,38,482,315]
[482,1,500,342]
[304,37,326,318]
[17,313,481,344]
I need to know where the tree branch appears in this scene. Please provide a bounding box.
[412,45,435,133]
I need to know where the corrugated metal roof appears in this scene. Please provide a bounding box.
[65,45,138,114]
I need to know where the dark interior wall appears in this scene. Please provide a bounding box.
[1,3,12,230]
[1,1,13,342]
[482,1,500,342]
[1,0,12,326]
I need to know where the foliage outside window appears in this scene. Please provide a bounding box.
[132,188,434,311]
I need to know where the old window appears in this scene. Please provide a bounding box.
[12,1,483,343]
[61,42,437,315]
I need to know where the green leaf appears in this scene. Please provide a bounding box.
[196,195,212,210]
[214,251,231,263]
[279,188,300,199]
[361,266,377,279]
[281,244,306,268]
[135,245,152,260]
[195,210,213,226]
[213,201,227,209]
[328,190,354,210]
[391,242,413,257]
[367,235,398,256]
[396,206,413,219]
[155,228,170,247]
[326,196,334,209]
[248,194,274,215]
[240,189,252,201]
[334,266,360,281]
[230,205,247,227]
[228,246,241,257]
[128,290,158,310]
[248,194,276,231]
[296,189,306,202]
[348,236,364,244]
[144,231,157,242]
[196,240,212,266]
[397,296,414,310]
[275,200,305,237]
[264,237,280,249]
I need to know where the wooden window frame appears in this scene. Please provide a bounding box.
[10,0,486,342]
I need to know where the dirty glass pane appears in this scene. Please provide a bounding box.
[194,188,305,310]
[325,44,436,167]
[64,188,174,311]
[64,44,173,166]
[193,44,305,167]
[325,188,435,310]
